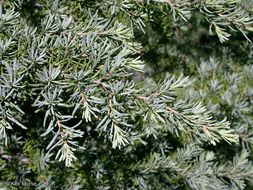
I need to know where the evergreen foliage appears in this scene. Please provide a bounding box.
[0,0,252,189]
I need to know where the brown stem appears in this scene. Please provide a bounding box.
[167,0,175,9]
[109,94,113,117]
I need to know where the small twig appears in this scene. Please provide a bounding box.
[235,131,248,142]
[94,80,110,88]
[137,96,149,102]
[165,107,212,130]
[167,0,175,9]
[154,89,165,96]
[94,72,113,88]
[109,94,113,117]
[67,178,73,188]
[165,106,179,115]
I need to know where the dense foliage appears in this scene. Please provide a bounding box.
[0,0,253,189]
